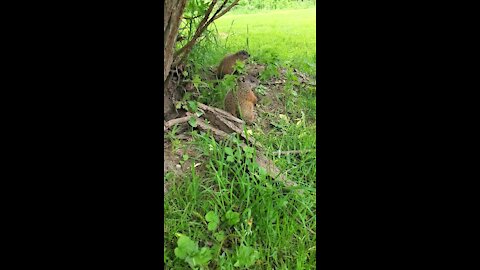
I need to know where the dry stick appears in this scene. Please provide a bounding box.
[276,149,315,156]
[186,112,230,140]
[265,80,286,85]
[196,102,262,148]
[164,115,191,130]
[197,102,244,124]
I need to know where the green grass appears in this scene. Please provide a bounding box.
[213,8,316,75]
[227,0,316,15]
[164,130,316,269]
[165,7,317,270]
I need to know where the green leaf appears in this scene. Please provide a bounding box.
[225,210,240,226]
[234,245,259,267]
[207,222,218,231]
[185,247,212,268]
[226,155,235,163]
[224,147,233,156]
[243,146,254,153]
[193,247,212,265]
[205,211,219,223]
[174,235,198,259]
[187,100,198,112]
[174,247,187,259]
[188,117,197,127]
[205,211,219,231]
[214,231,225,242]
[192,75,202,88]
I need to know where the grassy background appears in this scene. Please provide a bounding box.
[214,8,316,75]
[188,8,316,76]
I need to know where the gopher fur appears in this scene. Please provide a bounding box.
[217,50,250,79]
[224,75,259,124]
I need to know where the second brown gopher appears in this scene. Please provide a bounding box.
[224,75,259,124]
[217,50,250,79]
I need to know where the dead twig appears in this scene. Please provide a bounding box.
[197,102,263,148]
[275,149,315,156]
[197,102,244,124]
[186,112,230,140]
[164,115,191,130]
[265,80,286,85]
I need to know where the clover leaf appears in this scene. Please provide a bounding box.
[205,211,219,231]
[225,210,240,226]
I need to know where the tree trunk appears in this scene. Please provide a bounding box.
[164,0,187,120]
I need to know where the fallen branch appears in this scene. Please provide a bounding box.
[265,80,286,85]
[275,149,315,156]
[187,112,231,140]
[164,115,190,130]
[197,102,244,124]
[197,102,263,148]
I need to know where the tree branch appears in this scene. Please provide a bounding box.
[212,0,239,20]
[172,0,240,68]
[174,0,217,59]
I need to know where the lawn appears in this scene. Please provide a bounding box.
[213,8,316,75]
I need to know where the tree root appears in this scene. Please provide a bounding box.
[163,109,300,191]
[164,115,190,131]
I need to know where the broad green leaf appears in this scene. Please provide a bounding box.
[205,211,219,223]
[195,247,212,264]
[187,100,198,112]
[224,147,233,156]
[188,117,197,127]
[225,210,240,226]
[174,235,198,259]
[214,231,225,242]
[207,222,218,231]
[205,211,219,231]
[234,245,259,267]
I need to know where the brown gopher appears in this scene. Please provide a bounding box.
[217,50,250,79]
[224,75,259,124]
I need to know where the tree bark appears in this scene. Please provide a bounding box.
[164,0,188,119]
[164,0,187,83]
